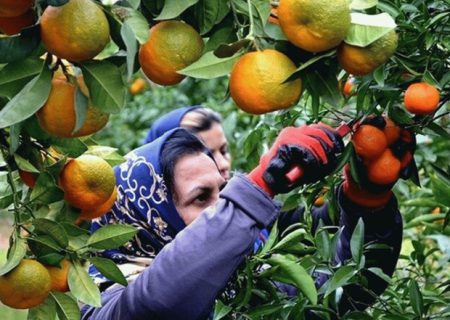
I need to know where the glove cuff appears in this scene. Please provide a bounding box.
[248,166,274,197]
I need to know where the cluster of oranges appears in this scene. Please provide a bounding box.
[351,116,412,185]
[0,0,34,35]
[0,258,71,309]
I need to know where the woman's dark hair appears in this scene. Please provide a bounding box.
[180,108,222,133]
[161,129,213,193]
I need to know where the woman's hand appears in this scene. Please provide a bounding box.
[248,124,344,196]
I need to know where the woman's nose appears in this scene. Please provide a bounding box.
[214,152,230,179]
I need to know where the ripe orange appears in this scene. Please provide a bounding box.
[0,9,34,35]
[139,20,204,86]
[337,30,398,76]
[342,76,355,97]
[277,0,351,52]
[129,78,146,95]
[352,125,388,160]
[59,154,116,210]
[229,49,302,114]
[37,73,109,138]
[79,186,117,220]
[19,170,37,188]
[0,0,33,17]
[0,259,51,309]
[383,117,401,145]
[367,149,401,185]
[40,0,110,62]
[45,259,71,292]
[404,82,440,115]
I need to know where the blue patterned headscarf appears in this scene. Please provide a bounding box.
[91,128,187,265]
[143,106,202,144]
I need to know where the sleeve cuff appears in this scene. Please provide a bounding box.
[220,173,281,227]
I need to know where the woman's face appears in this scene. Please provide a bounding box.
[196,122,231,180]
[173,152,226,225]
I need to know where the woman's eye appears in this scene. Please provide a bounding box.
[195,192,209,204]
[220,146,229,156]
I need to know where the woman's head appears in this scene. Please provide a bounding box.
[161,130,225,225]
[92,128,224,265]
[145,106,232,180]
[180,108,231,180]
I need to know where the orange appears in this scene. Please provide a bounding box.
[19,170,37,188]
[352,125,388,160]
[40,0,110,62]
[45,259,71,292]
[139,20,204,86]
[277,0,351,52]
[404,82,440,115]
[37,73,109,138]
[0,0,33,17]
[0,9,34,35]
[129,78,146,95]
[79,186,117,220]
[367,149,401,185]
[383,117,401,145]
[0,259,51,309]
[59,154,116,210]
[338,30,398,76]
[229,49,302,114]
[342,76,355,97]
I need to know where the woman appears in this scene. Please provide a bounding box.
[83,123,406,319]
[144,106,231,180]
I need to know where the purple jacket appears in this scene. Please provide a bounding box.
[81,174,402,320]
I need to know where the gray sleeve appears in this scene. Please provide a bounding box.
[82,174,280,320]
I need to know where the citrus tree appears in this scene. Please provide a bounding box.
[0,0,449,319]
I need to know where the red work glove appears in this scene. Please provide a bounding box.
[343,116,416,208]
[248,124,344,196]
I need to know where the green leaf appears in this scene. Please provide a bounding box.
[204,22,237,53]
[178,51,242,79]
[324,265,357,297]
[285,51,336,82]
[350,0,378,10]
[430,175,450,207]
[90,256,127,286]
[155,0,199,20]
[73,85,88,135]
[367,267,392,284]
[258,220,278,256]
[50,138,88,158]
[0,58,43,99]
[0,237,26,276]
[30,172,64,204]
[303,70,344,108]
[213,300,232,320]
[85,145,124,166]
[123,9,149,44]
[33,218,69,249]
[0,25,40,63]
[315,224,331,261]
[28,296,57,320]
[409,279,424,317]
[50,292,81,320]
[350,218,364,265]
[14,153,39,173]
[194,0,229,35]
[266,254,317,304]
[121,21,138,81]
[68,261,101,307]
[87,224,138,249]
[80,61,126,113]
[0,64,52,129]
[345,13,397,47]
[272,229,307,252]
